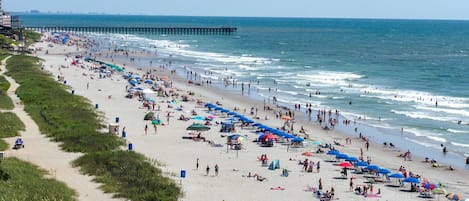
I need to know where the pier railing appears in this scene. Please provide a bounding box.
[24,26,237,35]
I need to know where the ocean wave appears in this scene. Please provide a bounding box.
[447,129,469,134]
[415,106,469,118]
[450,142,469,148]
[296,71,364,87]
[426,136,447,143]
[390,110,459,122]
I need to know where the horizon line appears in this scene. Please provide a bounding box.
[11,11,469,22]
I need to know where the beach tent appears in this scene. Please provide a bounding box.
[268,160,280,170]
[186,123,210,131]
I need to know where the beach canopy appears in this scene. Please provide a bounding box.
[403,177,420,184]
[345,156,359,162]
[292,137,304,142]
[191,116,206,121]
[326,150,340,155]
[388,173,405,179]
[377,168,391,174]
[365,165,380,171]
[354,161,369,167]
[186,123,210,131]
[335,153,349,159]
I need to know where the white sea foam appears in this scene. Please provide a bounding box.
[415,106,469,118]
[450,142,469,148]
[447,129,469,134]
[390,110,459,122]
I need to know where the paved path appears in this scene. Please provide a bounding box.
[0,56,121,201]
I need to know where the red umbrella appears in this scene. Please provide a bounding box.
[338,161,354,169]
[261,133,278,141]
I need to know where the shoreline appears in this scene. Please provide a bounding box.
[32,33,469,201]
[93,44,468,169]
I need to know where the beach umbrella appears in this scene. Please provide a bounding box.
[345,156,359,162]
[144,79,153,84]
[365,165,380,171]
[302,151,313,156]
[191,116,206,121]
[338,161,354,169]
[377,168,391,174]
[227,111,238,115]
[206,115,216,119]
[252,123,263,127]
[403,177,420,184]
[326,150,340,155]
[258,133,278,141]
[388,173,405,179]
[283,134,296,139]
[422,182,438,190]
[336,153,349,159]
[129,79,138,85]
[292,137,304,142]
[220,109,230,113]
[354,161,369,167]
[186,123,210,131]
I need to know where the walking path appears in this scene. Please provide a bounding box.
[0,56,121,201]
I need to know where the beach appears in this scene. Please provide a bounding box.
[22,33,469,201]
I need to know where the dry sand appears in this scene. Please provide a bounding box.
[22,36,469,201]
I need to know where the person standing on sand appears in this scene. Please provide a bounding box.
[144,124,148,135]
[466,157,469,168]
[319,178,323,190]
[153,124,157,134]
[215,164,219,176]
[196,158,199,170]
[349,178,354,192]
[316,161,320,173]
[206,165,210,176]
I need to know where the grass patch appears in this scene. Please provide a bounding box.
[0,157,76,201]
[6,54,181,200]
[0,139,8,151]
[74,151,181,201]
[6,55,123,152]
[0,112,25,138]
[0,75,14,110]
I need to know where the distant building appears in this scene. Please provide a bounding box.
[2,14,10,28]
[11,15,20,29]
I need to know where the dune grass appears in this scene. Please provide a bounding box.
[74,150,181,201]
[6,55,124,152]
[0,112,25,138]
[0,157,76,201]
[6,54,181,201]
[0,140,7,151]
[0,75,14,110]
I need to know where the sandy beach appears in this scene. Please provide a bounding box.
[25,33,469,201]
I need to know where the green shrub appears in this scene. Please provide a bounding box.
[0,157,76,201]
[74,151,181,201]
[0,112,25,138]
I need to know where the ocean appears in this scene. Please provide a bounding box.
[21,14,469,167]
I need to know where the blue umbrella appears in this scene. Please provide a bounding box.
[403,177,420,184]
[227,111,238,115]
[366,165,380,171]
[242,119,254,124]
[326,150,340,155]
[388,173,405,179]
[336,153,349,159]
[220,109,230,113]
[292,137,304,142]
[354,161,369,167]
[377,168,391,174]
[252,123,262,127]
[345,157,359,162]
[283,134,295,139]
[144,79,153,84]
[191,116,206,121]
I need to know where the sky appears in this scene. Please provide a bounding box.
[4,0,469,20]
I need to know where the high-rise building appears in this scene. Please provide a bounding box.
[0,0,3,12]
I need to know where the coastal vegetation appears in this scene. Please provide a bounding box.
[0,75,14,110]
[0,140,7,151]
[0,157,76,201]
[6,55,181,201]
[74,150,181,201]
[23,30,42,46]
[0,112,25,138]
